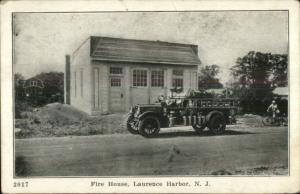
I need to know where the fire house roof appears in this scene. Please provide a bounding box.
[90,36,201,66]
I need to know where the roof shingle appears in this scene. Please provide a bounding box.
[90,36,200,66]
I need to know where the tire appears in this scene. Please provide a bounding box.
[208,114,226,134]
[192,124,206,134]
[138,116,160,138]
[124,114,139,134]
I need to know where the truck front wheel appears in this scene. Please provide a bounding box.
[208,114,226,134]
[125,114,139,134]
[138,116,160,138]
[192,124,205,134]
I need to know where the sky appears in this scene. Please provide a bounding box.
[13,11,288,84]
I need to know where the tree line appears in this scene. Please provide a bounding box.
[14,71,64,118]
[199,51,288,114]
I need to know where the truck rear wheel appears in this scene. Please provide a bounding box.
[208,114,226,134]
[138,116,160,138]
[192,124,205,134]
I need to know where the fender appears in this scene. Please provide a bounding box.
[205,110,224,123]
[138,111,161,120]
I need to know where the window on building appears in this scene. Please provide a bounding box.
[110,67,122,75]
[133,69,147,87]
[111,78,121,87]
[151,70,164,87]
[173,69,184,76]
[173,78,183,88]
[31,81,37,86]
[172,69,184,88]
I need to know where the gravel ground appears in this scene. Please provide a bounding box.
[15,125,288,176]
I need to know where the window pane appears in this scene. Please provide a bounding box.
[172,69,183,88]
[151,70,164,87]
[133,71,137,87]
[133,70,147,87]
[111,78,121,87]
[173,69,184,76]
[110,67,122,75]
[172,78,183,88]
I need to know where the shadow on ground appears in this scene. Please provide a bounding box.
[15,156,32,177]
[154,130,254,139]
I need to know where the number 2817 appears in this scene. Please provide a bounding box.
[13,182,28,187]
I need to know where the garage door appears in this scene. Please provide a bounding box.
[131,69,150,105]
[149,69,167,103]
[109,76,125,112]
[131,69,167,106]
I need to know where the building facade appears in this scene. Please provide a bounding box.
[66,36,201,115]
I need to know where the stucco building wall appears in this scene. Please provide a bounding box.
[70,38,93,114]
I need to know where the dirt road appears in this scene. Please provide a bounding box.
[15,125,288,176]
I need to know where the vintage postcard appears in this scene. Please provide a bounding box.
[1,0,300,193]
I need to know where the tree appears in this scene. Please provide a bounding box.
[230,51,288,113]
[270,54,288,87]
[198,64,223,89]
[230,51,273,89]
[14,73,25,99]
[14,73,25,87]
[34,71,64,104]
[14,73,28,118]
[14,73,24,81]
[230,51,288,88]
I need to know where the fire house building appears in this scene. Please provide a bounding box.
[65,36,201,115]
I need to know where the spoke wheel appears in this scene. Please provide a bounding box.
[139,116,160,138]
[208,114,226,135]
[125,114,139,134]
[192,123,206,134]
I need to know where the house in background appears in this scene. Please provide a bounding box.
[14,76,26,100]
[65,36,201,115]
[23,77,44,99]
[34,72,64,103]
[272,86,288,100]
[21,72,64,105]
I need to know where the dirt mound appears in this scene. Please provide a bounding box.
[236,114,264,127]
[36,103,88,126]
[15,103,128,138]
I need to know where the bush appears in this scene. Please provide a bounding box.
[15,100,33,119]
